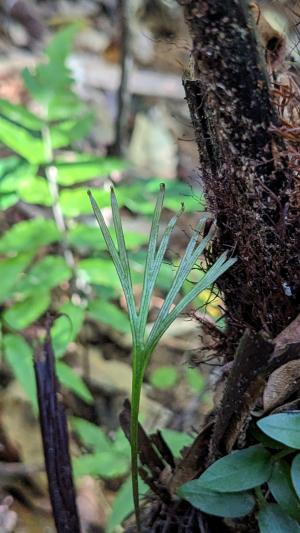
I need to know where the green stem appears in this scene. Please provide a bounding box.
[42,125,75,272]
[130,352,144,533]
[255,486,266,508]
[271,447,295,462]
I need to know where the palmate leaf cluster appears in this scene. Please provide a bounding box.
[89,185,236,528]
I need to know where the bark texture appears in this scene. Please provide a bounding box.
[180,0,300,461]
[34,319,80,533]
[182,0,299,352]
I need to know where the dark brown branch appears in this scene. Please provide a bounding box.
[34,317,81,533]
[210,328,300,458]
[209,329,274,458]
[114,0,133,156]
[169,421,213,493]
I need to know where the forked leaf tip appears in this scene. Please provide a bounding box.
[110,187,118,204]
[229,255,238,265]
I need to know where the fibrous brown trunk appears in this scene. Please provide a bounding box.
[182,0,299,349]
[180,0,300,458]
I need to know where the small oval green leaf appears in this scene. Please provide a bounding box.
[78,258,121,289]
[258,413,300,449]
[14,255,72,296]
[71,417,111,453]
[186,367,205,393]
[55,156,125,185]
[178,482,255,518]
[257,504,300,533]
[195,445,272,493]
[0,219,59,254]
[160,429,193,458]
[87,299,130,334]
[3,291,51,330]
[291,454,300,499]
[0,253,33,303]
[150,366,178,390]
[250,426,286,450]
[3,334,37,408]
[19,176,52,206]
[56,361,93,404]
[73,451,129,479]
[60,188,111,217]
[268,460,300,521]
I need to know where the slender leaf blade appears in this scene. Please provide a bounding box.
[147,253,236,351]
[137,183,166,336]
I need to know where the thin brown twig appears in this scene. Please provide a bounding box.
[114,0,133,156]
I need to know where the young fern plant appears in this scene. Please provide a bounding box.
[88,184,236,531]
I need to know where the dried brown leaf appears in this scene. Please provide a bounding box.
[274,313,300,354]
[263,359,300,411]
